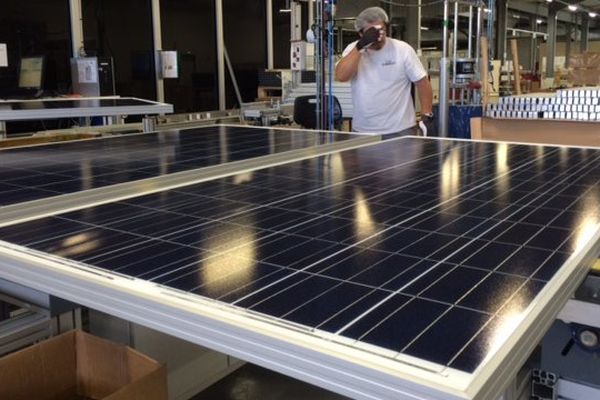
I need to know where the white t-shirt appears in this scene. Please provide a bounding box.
[341,38,427,134]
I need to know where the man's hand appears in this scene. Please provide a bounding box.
[419,114,436,136]
[357,26,384,51]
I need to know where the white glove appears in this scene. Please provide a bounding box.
[418,120,428,136]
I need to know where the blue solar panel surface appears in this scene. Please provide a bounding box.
[0,125,352,207]
[1,137,599,374]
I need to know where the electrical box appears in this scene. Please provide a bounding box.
[71,57,100,97]
[291,41,306,71]
[0,44,7,68]
[291,41,313,71]
[159,51,178,79]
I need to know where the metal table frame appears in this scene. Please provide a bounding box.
[0,96,173,137]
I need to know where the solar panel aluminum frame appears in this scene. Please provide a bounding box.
[0,124,379,227]
[1,136,599,399]
[0,97,173,121]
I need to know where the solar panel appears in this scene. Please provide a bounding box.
[1,98,160,110]
[0,124,367,209]
[0,97,173,121]
[0,136,599,399]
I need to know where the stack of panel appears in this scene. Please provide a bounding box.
[486,88,600,122]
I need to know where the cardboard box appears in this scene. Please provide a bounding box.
[0,330,168,400]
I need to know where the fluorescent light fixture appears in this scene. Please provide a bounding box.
[420,26,429,30]
[484,8,491,13]
[536,18,543,24]
[590,12,598,18]
[568,4,578,11]
[512,14,521,19]
[279,8,291,13]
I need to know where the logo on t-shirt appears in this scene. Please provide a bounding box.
[381,60,396,66]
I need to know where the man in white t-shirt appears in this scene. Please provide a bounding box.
[335,7,434,135]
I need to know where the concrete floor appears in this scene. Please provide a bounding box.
[192,363,349,400]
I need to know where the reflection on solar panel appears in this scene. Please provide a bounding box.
[1,136,599,399]
[0,125,358,207]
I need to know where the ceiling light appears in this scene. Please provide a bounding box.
[420,26,430,30]
[568,4,578,11]
[546,0,552,3]
[536,18,543,24]
[590,12,598,18]
[279,8,291,13]
[484,8,491,13]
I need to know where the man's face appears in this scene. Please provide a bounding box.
[360,21,386,50]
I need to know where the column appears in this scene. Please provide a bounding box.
[530,16,537,72]
[495,0,508,62]
[215,0,226,110]
[69,0,84,57]
[565,23,572,69]
[266,0,274,69]
[546,7,558,78]
[405,0,420,48]
[151,0,165,103]
[581,15,589,53]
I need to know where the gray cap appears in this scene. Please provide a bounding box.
[354,7,389,32]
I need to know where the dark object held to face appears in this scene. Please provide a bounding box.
[357,26,384,51]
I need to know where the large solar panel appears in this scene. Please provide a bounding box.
[0,97,173,121]
[0,98,160,111]
[0,124,365,208]
[0,136,599,399]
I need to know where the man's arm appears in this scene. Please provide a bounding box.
[415,76,433,115]
[335,47,361,82]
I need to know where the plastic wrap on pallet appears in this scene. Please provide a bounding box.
[432,104,482,139]
[449,105,482,139]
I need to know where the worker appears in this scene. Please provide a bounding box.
[335,7,435,136]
